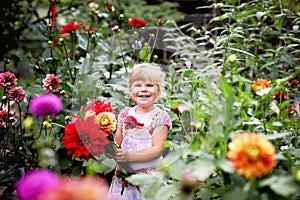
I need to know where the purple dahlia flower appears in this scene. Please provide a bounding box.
[29,94,62,117]
[15,169,60,200]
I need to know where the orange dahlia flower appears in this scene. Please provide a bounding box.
[95,111,117,134]
[227,132,276,179]
[251,79,270,93]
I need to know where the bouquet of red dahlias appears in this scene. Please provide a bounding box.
[62,100,133,174]
[62,100,117,161]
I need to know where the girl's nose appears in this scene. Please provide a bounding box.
[140,85,147,91]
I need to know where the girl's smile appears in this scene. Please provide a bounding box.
[130,80,160,112]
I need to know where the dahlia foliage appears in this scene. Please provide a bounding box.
[62,100,117,161]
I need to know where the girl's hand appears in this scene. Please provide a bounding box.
[115,148,129,162]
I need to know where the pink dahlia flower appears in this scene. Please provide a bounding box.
[15,169,60,200]
[9,86,26,103]
[42,74,60,93]
[0,108,17,128]
[0,71,17,90]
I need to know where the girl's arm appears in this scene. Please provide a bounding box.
[114,126,123,147]
[115,125,169,163]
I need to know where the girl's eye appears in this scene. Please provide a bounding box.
[133,84,141,87]
[146,84,155,87]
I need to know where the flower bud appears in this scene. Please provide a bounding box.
[227,54,237,63]
[180,170,201,195]
[24,117,34,130]
[296,170,300,181]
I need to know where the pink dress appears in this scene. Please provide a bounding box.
[109,106,172,200]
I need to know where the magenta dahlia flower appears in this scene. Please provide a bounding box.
[15,169,60,200]
[9,86,26,103]
[29,94,62,117]
[0,71,17,90]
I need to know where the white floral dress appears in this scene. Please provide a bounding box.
[109,106,172,200]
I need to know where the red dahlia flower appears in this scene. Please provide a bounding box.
[273,91,287,103]
[62,116,110,160]
[171,101,182,115]
[227,132,276,179]
[60,21,84,34]
[127,17,148,28]
[290,79,299,88]
[83,100,116,115]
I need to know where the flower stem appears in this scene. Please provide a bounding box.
[150,27,159,56]
[118,33,128,73]
[82,36,90,74]
[62,42,75,84]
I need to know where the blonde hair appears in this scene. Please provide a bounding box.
[128,63,165,93]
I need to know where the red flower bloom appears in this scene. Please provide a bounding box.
[42,74,60,93]
[290,79,299,88]
[286,107,294,113]
[106,3,115,12]
[62,116,110,160]
[50,2,58,30]
[171,101,182,115]
[273,91,287,103]
[9,86,26,103]
[127,17,147,28]
[83,100,116,115]
[60,21,84,34]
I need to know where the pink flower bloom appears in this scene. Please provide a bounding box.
[9,86,26,103]
[30,94,62,117]
[42,74,60,93]
[0,108,17,128]
[37,176,112,200]
[0,71,17,90]
[15,169,60,200]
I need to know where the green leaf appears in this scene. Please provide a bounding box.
[138,44,152,62]
[260,176,299,197]
[215,158,235,174]
[223,187,247,200]
[77,33,88,50]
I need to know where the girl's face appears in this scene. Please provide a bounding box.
[130,80,160,109]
